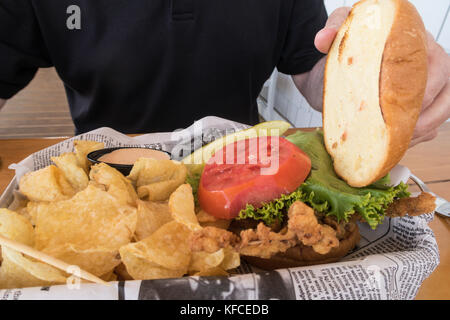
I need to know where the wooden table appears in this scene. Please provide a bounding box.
[0,124,449,299]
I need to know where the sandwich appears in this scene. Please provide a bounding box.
[186,0,435,270]
[188,130,434,270]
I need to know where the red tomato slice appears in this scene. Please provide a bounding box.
[198,136,311,219]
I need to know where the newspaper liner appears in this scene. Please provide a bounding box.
[0,116,439,300]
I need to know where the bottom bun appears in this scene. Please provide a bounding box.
[243,223,360,270]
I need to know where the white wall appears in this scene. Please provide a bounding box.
[258,0,450,127]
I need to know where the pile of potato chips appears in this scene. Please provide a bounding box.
[0,140,239,289]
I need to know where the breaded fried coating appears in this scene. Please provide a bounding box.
[386,192,436,217]
[312,225,340,254]
[287,201,339,254]
[190,201,341,259]
[288,202,324,246]
[190,226,240,253]
[324,216,347,239]
[239,224,297,259]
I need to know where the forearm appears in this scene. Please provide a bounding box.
[292,56,327,112]
[0,99,5,111]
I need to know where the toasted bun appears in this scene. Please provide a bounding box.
[243,223,360,270]
[323,0,428,187]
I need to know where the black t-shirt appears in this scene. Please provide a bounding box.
[0,0,326,134]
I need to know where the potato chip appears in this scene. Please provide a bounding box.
[0,209,34,249]
[89,163,138,206]
[188,249,225,273]
[128,159,187,201]
[135,200,172,241]
[34,185,137,276]
[52,152,89,191]
[0,247,67,289]
[114,263,133,281]
[197,210,231,230]
[100,270,117,282]
[220,247,240,270]
[40,244,122,277]
[128,158,178,186]
[120,221,191,272]
[196,209,218,223]
[193,267,229,277]
[56,168,77,197]
[26,202,38,226]
[74,140,105,173]
[169,184,201,231]
[119,246,185,280]
[137,181,179,202]
[16,206,33,226]
[0,209,67,289]
[19,165,75,202]
[7,191,33,224]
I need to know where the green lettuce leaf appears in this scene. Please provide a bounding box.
[237,189,304,227]
[185,164,205,206]
[237,188,330,227]
[239,130,410,229]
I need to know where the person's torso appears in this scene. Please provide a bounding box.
[32,0,295,133]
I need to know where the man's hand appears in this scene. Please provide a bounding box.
[411,33,450,146]
[315,7,450,147]
[314,7,351,54]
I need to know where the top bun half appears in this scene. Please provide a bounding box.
[323,0,428,187]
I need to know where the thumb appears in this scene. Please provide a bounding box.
[315,7,351,54]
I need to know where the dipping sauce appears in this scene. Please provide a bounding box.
[98,148,170,165]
